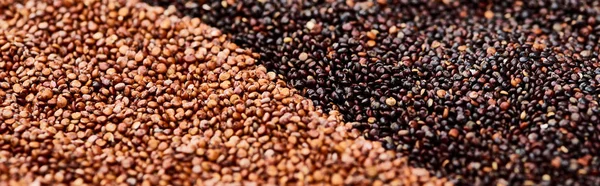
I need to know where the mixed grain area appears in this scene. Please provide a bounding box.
[152,0,600,185]
[1,0,600,185]
[0,0,449,185]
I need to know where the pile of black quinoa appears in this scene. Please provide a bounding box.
[148,0,600,185]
